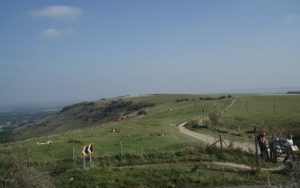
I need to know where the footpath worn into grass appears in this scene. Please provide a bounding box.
[179,97,255,152]
[178,121,255,152]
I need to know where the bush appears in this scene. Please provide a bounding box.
[137,110,147,115]
[185,120,197,129]
[175,98,190,102]
[208,110,222,129]
[0,154,53,188]
[199,96,228,101]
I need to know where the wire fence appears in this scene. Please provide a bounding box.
[1,139,187,171]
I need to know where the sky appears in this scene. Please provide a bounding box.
[0,0,300,106]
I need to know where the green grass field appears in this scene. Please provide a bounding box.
[3,94,230,162]
[0,94,299,187]
[220,95,300,143]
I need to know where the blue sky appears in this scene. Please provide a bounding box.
[0,0,300,106]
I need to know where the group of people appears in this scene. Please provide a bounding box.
[257,132,298,163]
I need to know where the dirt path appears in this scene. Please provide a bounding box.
[178,122,256,153]
[225,96,237,112]
[109,97,284,172]
[178,97,255,152]
[176,97,285,171]
[177,122,285,172]
[112,160,284,172]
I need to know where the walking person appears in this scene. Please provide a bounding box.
[270,133,280,161]
[283,134,295,163]
[257,132,270,159]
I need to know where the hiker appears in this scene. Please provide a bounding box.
[270,133,281,160]
[257,132,269,159]
[283,134,298,163]
[271,133,279,143]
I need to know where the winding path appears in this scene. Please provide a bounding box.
[178,121,255,153]
[178,97,255,152]
[112,97,284,172]
[176,97,285,171]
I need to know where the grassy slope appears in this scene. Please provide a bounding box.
[56,163,288,188]
[14,94,220,140]
[188,95,300,147]
[6,94,230,161]
[220,95,300,142]
[1,94,298,187]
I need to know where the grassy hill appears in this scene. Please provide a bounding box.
[13,94,231,141]
[220,95,300,143]
[10,94,233,158]
[13,97,156,140]
[0,94,299,187]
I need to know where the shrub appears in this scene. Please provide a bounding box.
[208,110,222,129]
[175,98,190,102]
[0,154,53,188]
[137,110,147,115]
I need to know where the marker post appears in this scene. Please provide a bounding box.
[83,156,86,169]
[82,144,94,169]
[89,153,92,166]
[254,126,260,171]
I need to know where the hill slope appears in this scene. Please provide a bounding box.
[13,94,231,141]
[13,97,155,140]
[1,94,299,187]
[220,95,300,142]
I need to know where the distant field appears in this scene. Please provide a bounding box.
[0,108,58,125]
[220,95,300,142]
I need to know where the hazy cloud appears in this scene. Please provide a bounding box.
[32,5,82,20]
[39,28,75,39]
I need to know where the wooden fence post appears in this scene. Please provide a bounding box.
[120,141,123,158]
[254,126,260,170]
[73,147,76,168]
[73,147,75,158]
[220,134,223,152]
[83,156,86,169]
[89,153,92,166]
[27,147,30,166]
